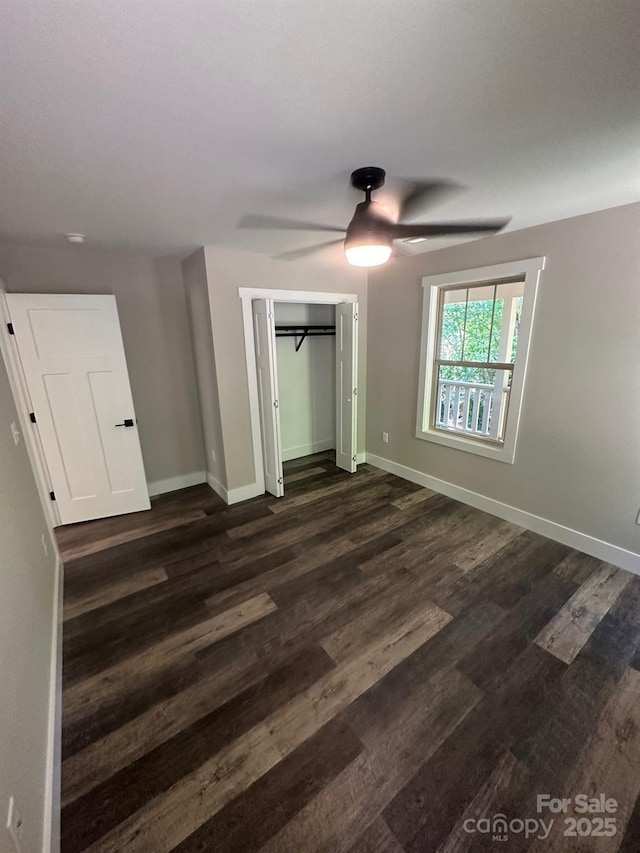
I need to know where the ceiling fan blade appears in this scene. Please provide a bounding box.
[238,214,345,233]
[391,219,510,239]
[397,180,460,222]
[272,239,344,262]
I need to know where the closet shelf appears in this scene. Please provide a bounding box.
[275,324,336,352]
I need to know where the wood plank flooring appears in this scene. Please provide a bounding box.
[58,453,640,852]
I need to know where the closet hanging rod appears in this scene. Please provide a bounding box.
[274,324,336,352]
[274,324,336,331]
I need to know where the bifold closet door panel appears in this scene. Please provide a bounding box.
[336,302,358,473]
[253,298,284,497]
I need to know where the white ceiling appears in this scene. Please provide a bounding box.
[1,0,639,257]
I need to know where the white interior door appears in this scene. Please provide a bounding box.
[336,302,358,473]
[6,293,150,524]
[253,299,284,497]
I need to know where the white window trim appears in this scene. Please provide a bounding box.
[416,257,545,464]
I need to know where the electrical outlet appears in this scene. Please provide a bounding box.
[41,533,48,557]
[10,421,21,446]
[6,797,24,853]
[382,432,389,444]
[636,509,640,526]
[211,449,217,464]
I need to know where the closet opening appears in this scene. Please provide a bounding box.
[247,291,358,499]
[275,302,337,466]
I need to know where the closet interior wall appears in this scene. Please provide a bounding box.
[274,302,336,462]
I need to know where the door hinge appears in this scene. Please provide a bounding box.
[29,412,37,424]
[7,322,14,335]
[49,491,56,501]
[352,455,357,463]
[353,388,357,396]
[354,313,358,321]
[273,400,279,408]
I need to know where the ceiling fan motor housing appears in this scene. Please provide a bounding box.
[345,200,393,251]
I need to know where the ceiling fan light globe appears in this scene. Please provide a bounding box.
[344,212,393,267]
[344,244,392,267]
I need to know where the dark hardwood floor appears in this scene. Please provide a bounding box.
[57,453,640,852]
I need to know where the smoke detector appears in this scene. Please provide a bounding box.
[65,233,85,244]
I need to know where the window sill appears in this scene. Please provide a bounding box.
[415,426,516,464]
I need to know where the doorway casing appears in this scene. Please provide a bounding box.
[239,287,359,498]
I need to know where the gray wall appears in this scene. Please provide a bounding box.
[0,244,204,487]
[0,351,58,853]
[367,202,640,554]
[203,246,368,492]
[182,248,225,487]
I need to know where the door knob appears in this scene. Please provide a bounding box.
[115,418,135,427]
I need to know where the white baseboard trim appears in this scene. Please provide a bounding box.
[227,483,264,504]
[147,471,206,497]
[281,439,335,462]
[206,472,227,503]
[365,452,640,575]
[221,449,366,505]
[207,449,369,508]
[43,549,62,853]
[206,472,263,505]
[207,448,367,509]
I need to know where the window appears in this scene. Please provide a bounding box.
[416,258,544,463]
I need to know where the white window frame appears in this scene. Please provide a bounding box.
[416,257,545,464]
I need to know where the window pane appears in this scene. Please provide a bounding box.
[434,364,511,442]
[465,289,501,361]
[440,284,501,362]
[511,295,523,362]
[439,288,467,361]
[490,282,524,363]
[488,292,502,361]
[439,280,525,365]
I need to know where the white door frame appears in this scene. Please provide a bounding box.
[0,283,60,528]
[239,287,358,496]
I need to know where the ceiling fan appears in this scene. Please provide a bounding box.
[238,167,510,267]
